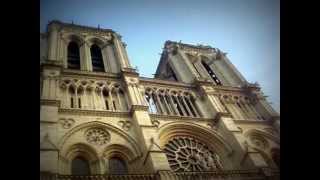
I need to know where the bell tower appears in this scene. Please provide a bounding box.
[155,41,248,87]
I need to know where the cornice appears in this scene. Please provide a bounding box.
[233,119,273,126]
[130,105,149,112]
[61,69,120,79]
[149,113,215,122]
[140,77,194,89]
[49,20,115,35]
[121,67,139,77]
[58,108,131,118]
[41,60,63,69]
[40,99,60,107]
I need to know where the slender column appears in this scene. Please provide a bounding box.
[163,95,173,115]
[113,34,127,69]
[119,41,131,67]
[174,95,187,116]
[42,77,49,99]
[234,102,247,119]
[152,93,161,114]
[108,90,114,111]
[210,95,226,113]
[63,86,69,108]
[47,24,58,60]
[181,96,193,117]
[242,101,256,119]
[101,46,111,72]
[226,103,242,119]
[168,95,179,115]
[187,97,200,117]
[248,102,263,120]
[133,85,143,105]
[116,90,122,111]
[156,93,166,115]
[92,89,97,109]
[74,87,79,108]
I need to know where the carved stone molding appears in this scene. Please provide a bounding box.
[118,120,131,131]
[151,119,160,128]
[164,137,223,172]
[58,108,131,117]
[58,118,75,129]
[85,128,110,146]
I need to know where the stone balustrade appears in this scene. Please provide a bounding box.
[40,168,279,180]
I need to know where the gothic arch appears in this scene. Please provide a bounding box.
[158,122,234,170]
[158,122,233,156]
[243,128,280,169]
[63,33,85,46]
[59,121,142,159]
[62,143,100,175]
[86,36,107,48]
[244,128,280,145]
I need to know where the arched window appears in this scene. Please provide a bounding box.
[201,60,222,85]
[90,44,105,72]
[67,42,80,70]
[109,157,128,174]
[71,157,90,175]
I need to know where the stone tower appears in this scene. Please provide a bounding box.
[40,21,280,180]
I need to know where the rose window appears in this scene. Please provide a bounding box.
[163,137,223,172]
[85,128,110,146]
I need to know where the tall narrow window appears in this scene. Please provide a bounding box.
[67,42,80,70]
[201,60,222,85]
[71,157,90,175]
[70,97,74,108]
[109,157,128,174]
[78,98,81,108]
[90,44,104,72]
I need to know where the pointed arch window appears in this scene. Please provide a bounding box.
[67,41,80,70]
[71,157,90,175]
[109,157,128,174]
[201,60,222,85]
[91,44,105,72]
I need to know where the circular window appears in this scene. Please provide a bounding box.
[163,137,223,172]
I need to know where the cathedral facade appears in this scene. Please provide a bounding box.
[40,21,280,180]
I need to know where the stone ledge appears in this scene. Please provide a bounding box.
[58,108,131,117]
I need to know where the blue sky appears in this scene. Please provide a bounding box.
[41,0,280,112]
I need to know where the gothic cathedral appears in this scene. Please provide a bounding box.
[40,21,280,180]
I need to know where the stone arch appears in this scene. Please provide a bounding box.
[158,122,234,170]
[64,33,85,46]
[244,128,280,145]
[158,122,233,156]
[244,128,280,169]
[62,143,100,175]
[59,121,142,159]
[86,36,107,49]
[102,144,136,174]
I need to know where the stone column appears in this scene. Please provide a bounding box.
[47,24,58,61]
[113,34,130,69]
[123,75,171,173]
[101,44,111,72]
[187,96,200,117]
[181,96,193,117]
[80,42,92,71]
[168,95,179,115]
[174,95,187,116]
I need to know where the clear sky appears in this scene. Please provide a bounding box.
[40,0,280,112]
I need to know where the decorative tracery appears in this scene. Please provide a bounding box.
[144,87,201,117]
[59,78,128,111]
[85,128,110,146]
[163,137,223,172]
